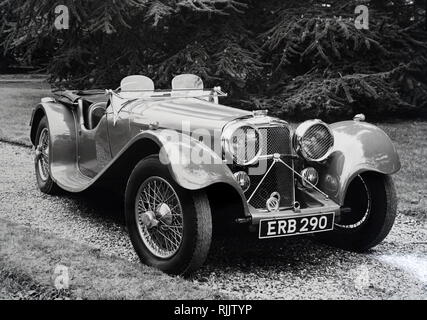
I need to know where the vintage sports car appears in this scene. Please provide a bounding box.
[30,74,400,275]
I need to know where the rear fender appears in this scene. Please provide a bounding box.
[30,102,78,166]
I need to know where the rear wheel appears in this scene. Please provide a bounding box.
[34,117,60,194]
[125,155,212,276]
[317,173,397,252]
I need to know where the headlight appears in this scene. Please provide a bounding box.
[222,122,262,165]
[294,120,334,161]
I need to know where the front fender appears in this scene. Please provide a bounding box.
[318,121,401,205]
[146,129,246,193]
[102,130,249,214]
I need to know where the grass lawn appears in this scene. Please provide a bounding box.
[379,121,427,221]
[0,218,223,299]
[0,81,51,146]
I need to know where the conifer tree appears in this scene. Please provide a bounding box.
[0,0,426,120]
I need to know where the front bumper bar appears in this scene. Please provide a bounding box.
[244,190,341,226]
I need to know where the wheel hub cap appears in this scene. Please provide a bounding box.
[156,203,173,225]
[135,177,184,259]
[140,211,159,229]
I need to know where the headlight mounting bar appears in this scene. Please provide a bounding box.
[276,156,330,200]
[247,153,331,206]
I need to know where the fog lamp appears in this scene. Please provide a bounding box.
[233,171,251,192]
[301,167,319,189]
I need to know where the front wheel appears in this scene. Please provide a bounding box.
[125,155,212,276]
[316,173,397,252]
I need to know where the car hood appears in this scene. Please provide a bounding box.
[129,97,251,133]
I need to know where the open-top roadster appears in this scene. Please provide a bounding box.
[30,74,400,275]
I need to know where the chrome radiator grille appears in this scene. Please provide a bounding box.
[245,125,295,210]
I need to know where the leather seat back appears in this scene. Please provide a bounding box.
[120,75,155,99]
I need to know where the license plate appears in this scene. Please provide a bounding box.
[259,212,335,239]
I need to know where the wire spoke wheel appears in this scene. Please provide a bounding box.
[36,127,50,181]
[316,173,396,252]
[135,176,184,259]
[335,175,371,229]
[33,116,59,195]
[126,155,212,275]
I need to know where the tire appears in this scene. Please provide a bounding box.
[316,173,397,252]
[125,155,212,276]
[34,116,60,194]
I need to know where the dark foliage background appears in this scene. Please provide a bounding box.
[1,0,426,121]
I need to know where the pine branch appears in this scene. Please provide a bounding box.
[176,0,246,15]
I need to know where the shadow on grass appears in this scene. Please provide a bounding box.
[60,187,126,225]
